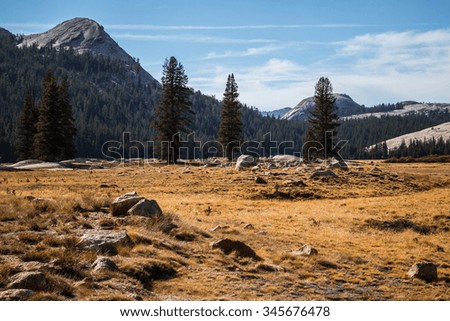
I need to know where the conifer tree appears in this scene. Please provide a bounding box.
[33,69,77,161]
[15,89,38,160]
[153,56,194,163]
[304,77,339,160]
[57,75,76,159]
[34,69,61,161]
[218,74,242,160]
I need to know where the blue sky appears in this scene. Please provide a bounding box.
[2,0,450,110]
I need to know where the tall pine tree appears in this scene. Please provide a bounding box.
[304,77,339,160]
[15,88,38,160]
[218,74,242,160]
[34,69,61,161]
[33,69,77,161]
[57,75,76,159]
[153,57,194,163]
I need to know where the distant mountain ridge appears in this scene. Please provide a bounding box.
[280,93,364,120]
[369,121,450,151]
[260,107,292,118]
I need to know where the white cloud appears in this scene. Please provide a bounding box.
[204,45,282,59]
[190,59,313,109]
[328,29,450,105]
[112,33,274,44]
[106,23,377,31]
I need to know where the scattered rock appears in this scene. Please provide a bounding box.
[127,199,163,218]
[292,244,318,256]
[211,238,261,260]
[251,165,260,171]
[407,262,438,282]
[255,176,267,184]
[235,155,258,170]
[31,197,56,203]
[78,230,131,254]
[371,167,382,172]
[111,191,144,216]
[243,223,254,229]
[8,271,47,291]
[328,160,349,170]
[92,257,119,272]
[0,289,34,301]
[209,225,229,232]
[271,155,301,163]
[267,163,277,169]
[310,170,338,179]
[256,263,285,272]
[282,179,306,187]
[128,293,143,301]
[160,222,179,233]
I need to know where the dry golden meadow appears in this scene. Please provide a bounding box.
[0,160,449,300]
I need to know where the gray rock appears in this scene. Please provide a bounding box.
[235,155,258,170]
[267,163,277,169]
[271,155,301,163]
[78,230,131,254]
[8,271,47,291]
[256,263,285,272]
[0,289,34,301]
[327,160,349,170]
[211,238,260,260]
[127,199,163,218]
[251,165,260,171]
[255,176,267,184]
[92,257,118,272]
[292,244,318,256]
[310,170,338,179]
[407,262,438,282]
[111,191,144,216]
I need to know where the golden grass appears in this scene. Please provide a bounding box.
[0,161,449,300]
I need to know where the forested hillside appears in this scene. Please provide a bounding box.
[1,28,450,161]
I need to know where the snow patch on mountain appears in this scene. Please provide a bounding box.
[260,107,292,118]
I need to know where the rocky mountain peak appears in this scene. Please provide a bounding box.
[281,93,364,121]
[19,17,133,64]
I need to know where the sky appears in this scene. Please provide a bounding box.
[1,0,450,110]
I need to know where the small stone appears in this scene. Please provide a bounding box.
[407,262,438,282]
[92,257,118,272]
[255,176,267,184]
[211,238,261,260]
[243,223,254,229]
[292,244,318,256]
[310,170,338,179]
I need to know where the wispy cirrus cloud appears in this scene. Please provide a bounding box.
[111,33,274,44]
[338,29,450,73]
[106,23,378,31]
[203,45,282,59]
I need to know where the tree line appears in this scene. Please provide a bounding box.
[1,30,450,162]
